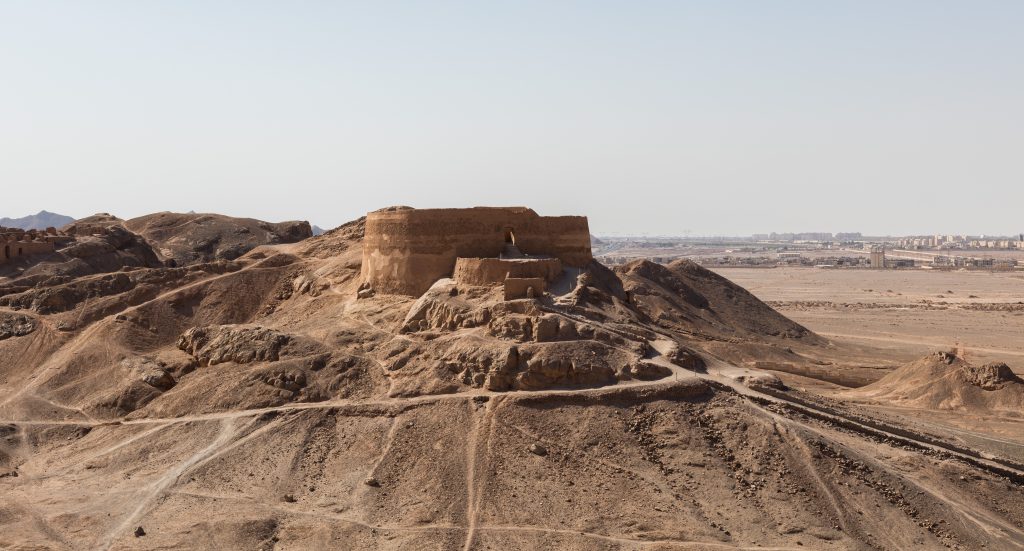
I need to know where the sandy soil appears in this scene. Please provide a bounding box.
[714,267,1024,370]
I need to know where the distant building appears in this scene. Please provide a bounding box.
[869,246,885,268]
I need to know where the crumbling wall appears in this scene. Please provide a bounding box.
[503,278,546,300]
[362,207,591,295]
[0,231,56,265]
[453,257,563,286]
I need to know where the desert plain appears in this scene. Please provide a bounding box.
[715,267,1024,371]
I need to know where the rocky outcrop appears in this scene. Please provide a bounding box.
[401,279,490,333]
[177,325,292,366]
[0,273,133,314]
[487,311,646,355]
[122,357,177,391]
[963,362,1021,390]
[0,313,35,340]
[456,340,638,392]
[0,261,243,317]
[176,324,330,369]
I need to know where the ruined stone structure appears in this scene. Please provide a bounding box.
[0,227,61,266]
[361,207,592,296]
[452,257,563,286]
[503,277,546,300]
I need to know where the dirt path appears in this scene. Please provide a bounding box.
[460,399,484,551]
[93,417,243,550]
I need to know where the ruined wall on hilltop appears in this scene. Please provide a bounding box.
[361,207,591,295]
[1,232,56,265]
[504,278,546,300]
[453,257,563,286]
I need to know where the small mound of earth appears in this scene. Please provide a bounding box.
[848,351,1024,412]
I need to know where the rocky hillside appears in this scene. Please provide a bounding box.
[124,212,312,266]
[0,223,163,285]
[0,215,1022,550]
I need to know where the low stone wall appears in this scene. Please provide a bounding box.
[504,278,546,300]
[453,257,562,286]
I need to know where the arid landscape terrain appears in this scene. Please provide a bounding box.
[715,268,1024,370]
[1,211,1023,551]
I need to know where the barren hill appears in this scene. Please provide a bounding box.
[0,212,1022,550]
[617,259,815,341]
[124,212,313,266]
[848,351,1024,412]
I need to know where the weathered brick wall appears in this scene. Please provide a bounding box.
[362,207,591,295]
[503,277,546,300]
[452,257,563,286]
[0,237,55,265]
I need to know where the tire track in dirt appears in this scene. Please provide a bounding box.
[461,396,496,551]
[94,418,239,550]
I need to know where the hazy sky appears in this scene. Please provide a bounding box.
[2,1,1022,236]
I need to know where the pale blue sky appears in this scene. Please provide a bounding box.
[2,1,1021,235]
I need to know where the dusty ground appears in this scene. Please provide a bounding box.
[715,266,1024,491]
[714,267,1024,371]
[1,221,1023,550]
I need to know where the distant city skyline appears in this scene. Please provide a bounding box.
[2,2,1022,235]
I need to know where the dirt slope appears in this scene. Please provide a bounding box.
[0,215,1022,550]
[617,259,815,341]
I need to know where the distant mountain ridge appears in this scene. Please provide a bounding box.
[0,210,75,230]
